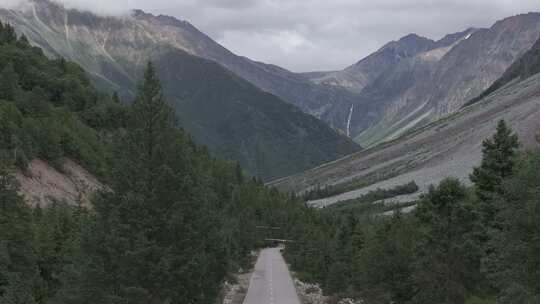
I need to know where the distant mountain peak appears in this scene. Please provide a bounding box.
[490,12,540,33]
[131,8,192,27]
[398,33,432,43]
[379,33,435,57]
[433,27,478,48]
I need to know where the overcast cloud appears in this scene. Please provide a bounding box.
[4,0,540,72]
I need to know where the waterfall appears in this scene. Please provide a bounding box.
[346,104,354,137]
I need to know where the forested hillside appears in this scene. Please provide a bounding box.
[0,23,307,304]
[0,22,123,177]
[285,120,540,304]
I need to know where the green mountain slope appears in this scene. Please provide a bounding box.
[0,22,122,177]
[0,22,311,303]
[0,0,360,180]
[152,48,360,180]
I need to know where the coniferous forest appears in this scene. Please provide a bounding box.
[0,23,306,304]
[284,120,540,304]
[1,21,540,304]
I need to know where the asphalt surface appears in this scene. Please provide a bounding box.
[243,248,300,304]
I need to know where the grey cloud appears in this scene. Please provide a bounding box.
[2,0,540,71]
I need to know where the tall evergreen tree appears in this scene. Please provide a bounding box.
[413,179,483,304]
[0,23,16,44]
[354,213,416,304]
[56,62,229,304]
[0,63,20,101]
[483,152,540,304]
[470,120,519,224]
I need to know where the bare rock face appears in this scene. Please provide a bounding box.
[303,14,540,147]
[15,159,102,208]
[306,34,438,93]
[352,14,540,146]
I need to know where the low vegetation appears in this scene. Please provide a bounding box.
[329,181,419,210]
[302,171,419,202]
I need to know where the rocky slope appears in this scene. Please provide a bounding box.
[346,29,474,146]
[15,159,102,207]
[468,33,540,106]
[270,67,540,207]
[304,33,440,93]
[0,0,360,180]
[307,14,540,147]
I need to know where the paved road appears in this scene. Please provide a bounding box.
[243,248,300,304]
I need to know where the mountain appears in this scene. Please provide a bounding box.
[349,28,478,146]
[270,45,540,205]
[304,33,439,93]
[129,9,361,127]
[467,34,540,106]
[0,0,360,180]
[306,14,540,147]
[302,28,478,144]
[0,0,358,131]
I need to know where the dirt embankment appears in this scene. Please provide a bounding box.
[14,159,102,207]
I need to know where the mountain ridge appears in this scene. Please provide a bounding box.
[467,31,540,106]
[271,34,540,204]
[0,0,360,180]
[349,13,540,146]
[125,4,360,130]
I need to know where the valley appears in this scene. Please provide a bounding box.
[271,72,540,207]
[2,1,540,304]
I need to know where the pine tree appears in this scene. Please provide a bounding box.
[0,63,20,101]
[470,120,519,224]
[112,92,121,104]
[0,23,16,44]
[55,62,228,304]
[235,161,244,184]
[413,178,483,304]
[483,152,540,303]
[354,214,416,303]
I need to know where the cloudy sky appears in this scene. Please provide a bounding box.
[5,0,540,72]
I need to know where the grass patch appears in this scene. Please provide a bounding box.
[325,181,419,215]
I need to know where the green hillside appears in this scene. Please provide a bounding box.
[0,22,123,176]
[152,48,360,180]
[0,3,360,180]
[0,21,308,304]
